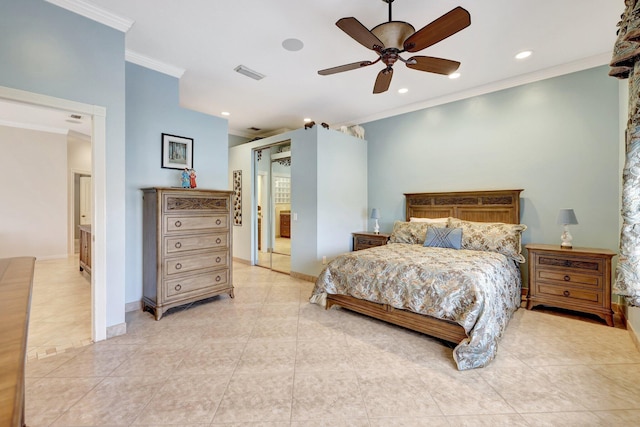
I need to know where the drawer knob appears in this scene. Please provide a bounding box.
[175,284,182,291]
[216,219,222,225]
[564,275,571,281]
[216,256,221,263]
[175,242,182,249]
[215,275,221,282]
[175,263,182,270]
[216,237,222,244]
[175,220,182,228]
[563,290,570,297]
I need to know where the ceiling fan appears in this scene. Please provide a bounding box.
[318,0,471,94]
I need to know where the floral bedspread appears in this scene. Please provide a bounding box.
[310,243,522,370]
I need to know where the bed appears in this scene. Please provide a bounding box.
[310,189,525,370]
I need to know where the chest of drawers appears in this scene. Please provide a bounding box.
[142,187,234,320]
[526,243,616,326]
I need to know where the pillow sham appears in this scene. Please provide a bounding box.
[389,221,432,244]
[409,217,448,225]
[423,227,462,249]
[447,217,527,263]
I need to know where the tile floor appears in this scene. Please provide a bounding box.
[25,262,640,426]
[27,255,92,360]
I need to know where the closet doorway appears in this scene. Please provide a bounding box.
[254,141,291,274]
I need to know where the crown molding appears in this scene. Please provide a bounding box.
[343,52,612,127]
[125,50,186,79]
[45,0,134,32]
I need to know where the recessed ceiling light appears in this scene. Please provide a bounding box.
[282,38,304,52]
[303,118,312,122]
[398,88,409,94]
[221,111,230,116]
[448,72,461,79]
[515,50,532,59]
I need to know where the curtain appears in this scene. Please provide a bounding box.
[611,0,640,306]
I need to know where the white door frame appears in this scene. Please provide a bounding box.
[0,85,107,342]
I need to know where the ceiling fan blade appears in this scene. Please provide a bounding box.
[406,56,460,75]
[336,17,385,51]
[318,60,374,75]
[403,7,470,53]
[373,68,393,94]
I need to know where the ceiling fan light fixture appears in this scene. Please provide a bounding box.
[371,21,415,50]
[515,50,532,60]
[398,88,408,94]
[448,72,461,79]
[234,65,265,81]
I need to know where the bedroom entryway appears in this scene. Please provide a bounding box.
[254,141,291,274]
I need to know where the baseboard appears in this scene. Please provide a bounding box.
[106,322,126,338]
[233,257,251,265]
[125,301,140,313]
[290,271,316,283]
[628,320,640,353]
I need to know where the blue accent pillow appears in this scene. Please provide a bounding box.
[423,227,462,249]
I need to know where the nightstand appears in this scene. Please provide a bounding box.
[352,231,390,251]
[526,243,616,326]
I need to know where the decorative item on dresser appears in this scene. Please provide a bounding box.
[526,243,616,326]
[352,231,390,251]
[142,187,234,320]
[78,224,91,275]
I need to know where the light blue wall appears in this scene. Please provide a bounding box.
[125,62,229,303]
[0,0,127,328]
[228,127,367,277]
[316,130,368,272]
[363,66,620,254]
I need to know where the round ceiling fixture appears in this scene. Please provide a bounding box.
[448,72,461,79]
[221,111,230,116]
[282,38,304,52]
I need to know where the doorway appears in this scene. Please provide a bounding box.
[254,141,291,274]
[0,85,107,342]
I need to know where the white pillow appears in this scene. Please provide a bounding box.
[409,217,448,225]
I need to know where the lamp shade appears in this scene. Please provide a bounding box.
[370,208,380,220]
[557,209,578,225]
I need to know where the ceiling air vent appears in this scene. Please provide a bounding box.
[234,65,265,81]
[70,114,82,119]
[248,127,261,132]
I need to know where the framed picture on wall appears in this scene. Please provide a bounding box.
[161,133,193,170]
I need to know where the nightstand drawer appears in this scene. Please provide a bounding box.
[537,270,601,288]
[352,232,390,251]
[538,256,603,272]
[537,283,602,304]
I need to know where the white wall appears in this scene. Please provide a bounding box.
[0,125,68,258]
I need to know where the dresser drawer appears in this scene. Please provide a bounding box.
[536,269,601,288]
[537,255,603,273]
[165,233,228,255]
[536,283,602,305]
[165,270,230,299]
[165,251,228,276]
[164,194,229,213]
[165,214,228,233]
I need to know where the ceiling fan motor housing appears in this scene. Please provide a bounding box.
[371,21,415,50]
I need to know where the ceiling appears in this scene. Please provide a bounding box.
[2,1,623,138]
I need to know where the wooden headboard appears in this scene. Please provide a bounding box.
[405,189,523,224]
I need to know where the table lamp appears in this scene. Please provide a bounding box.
[371,208,380,234]
[557,208,578,249]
